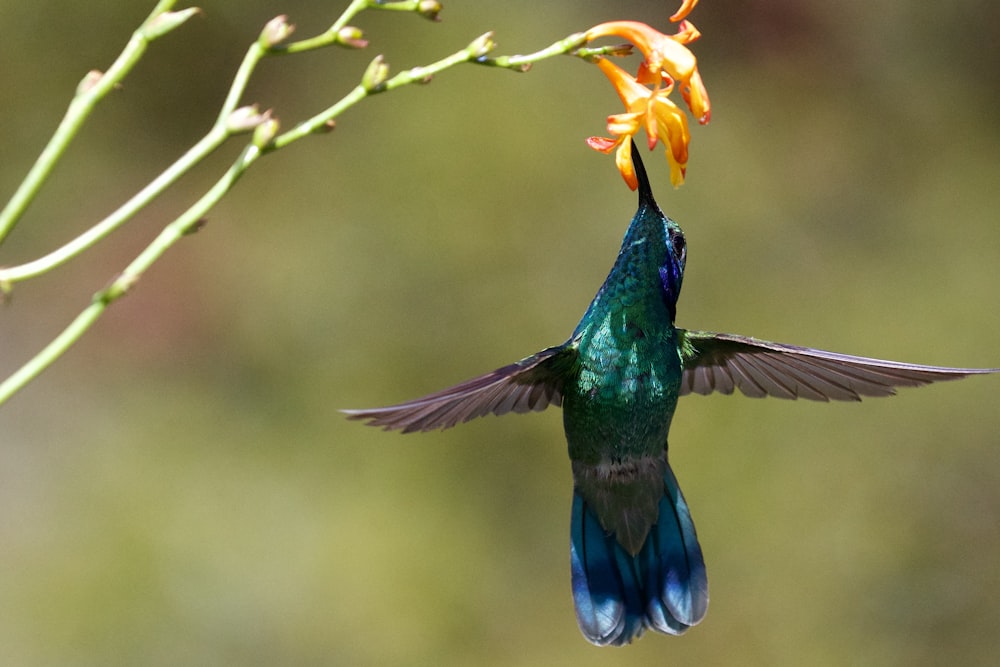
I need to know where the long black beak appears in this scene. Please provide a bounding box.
[630,139,656,209]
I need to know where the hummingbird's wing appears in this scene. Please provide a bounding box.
[342,345,576,432]
[677,329,999,401]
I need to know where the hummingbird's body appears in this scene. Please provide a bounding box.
[345,144,997,645]
[560,189,705,642]
[564,189,684,556]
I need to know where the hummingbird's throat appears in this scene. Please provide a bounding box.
[572,454,667,555]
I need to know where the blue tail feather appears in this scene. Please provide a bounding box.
[570,464,708,646]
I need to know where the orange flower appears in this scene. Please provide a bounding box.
[586,59,691,188]
[584,14,711,189]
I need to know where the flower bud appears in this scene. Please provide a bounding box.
[260,15,295,48]
[226,105,270,133]
[77,70,104,95]
[143,8,203,40]
[417,1,442,21]
[361,55,390,92]
[253,117,280,148]
[467,32,496,59]
[336,26,368,49]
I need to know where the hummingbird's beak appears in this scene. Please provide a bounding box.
[630,140,656,209]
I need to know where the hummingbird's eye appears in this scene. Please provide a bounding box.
[672,235,686,264]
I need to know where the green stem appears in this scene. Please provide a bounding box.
[0,301,105,404]
[0,144,262,407]
[0,0,181,246]
[269,0,368,55]
[476,32,589,71]
[0,127,230,284]
[272,42,482,147]
[0,1,379,284]
[274,31,596,146]
[0,9,602,406]
[0,7,282,285]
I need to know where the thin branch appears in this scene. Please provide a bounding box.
[0,0,188,245]
[0,3,605,406]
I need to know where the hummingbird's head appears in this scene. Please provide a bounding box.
[631,141,686,321]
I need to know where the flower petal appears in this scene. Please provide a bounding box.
[644,108,660,149]
[607,111,644,136]
[669,0,699,23]
[664,146,686,187]
[652,96,690,167]
[671,20,701,45]
[648,36,697,82]
[636,61,676,90]
[586,136,620,153]
[588,21,696,80]
[595,58,649,108]
[615,136,638,190]
[681,68,711,124]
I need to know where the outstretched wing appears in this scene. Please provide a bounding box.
[342,345,577,432]
[678,329,999,401]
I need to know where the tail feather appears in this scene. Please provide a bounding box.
[570,464,708,645]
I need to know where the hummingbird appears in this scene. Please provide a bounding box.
[343,142,998,646]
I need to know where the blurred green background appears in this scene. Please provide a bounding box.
[1,0,999,664]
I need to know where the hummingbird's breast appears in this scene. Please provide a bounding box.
[563,305,682,463]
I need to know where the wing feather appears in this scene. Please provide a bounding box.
[343,345,575,432]
[679,330,998,401]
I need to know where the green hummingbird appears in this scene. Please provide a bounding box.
[344,142,998,646]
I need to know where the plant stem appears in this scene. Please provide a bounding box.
[0,6,603,406]
[269,0,369,55]
[476,32,588,70]
[0,0,182,246]
[0,127,230,284]
[0,144,261,407]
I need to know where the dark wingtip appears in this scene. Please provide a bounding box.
[630,139,655,208]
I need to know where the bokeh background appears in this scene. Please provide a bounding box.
[1,1,999,664]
